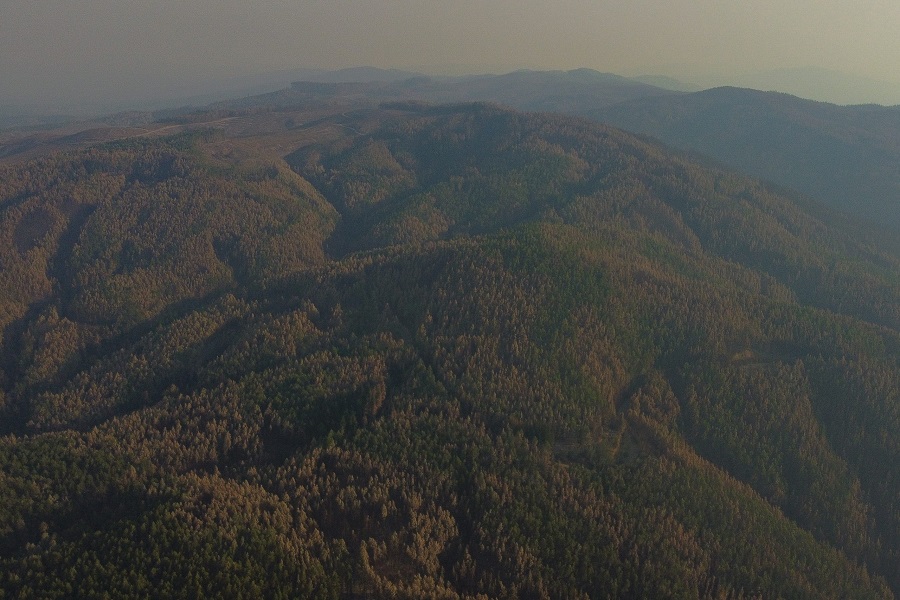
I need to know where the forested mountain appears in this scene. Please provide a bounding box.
[593,87,900,227]
[0,101,898,598]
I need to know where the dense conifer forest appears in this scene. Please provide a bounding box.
[0,101,898,598]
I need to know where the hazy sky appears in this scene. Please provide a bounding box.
[3,0,900,110]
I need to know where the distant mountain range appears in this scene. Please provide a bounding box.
[0,67,689,130]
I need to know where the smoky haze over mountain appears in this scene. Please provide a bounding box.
[4,0,900,113]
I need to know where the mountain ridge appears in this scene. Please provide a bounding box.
[593,86,900,228]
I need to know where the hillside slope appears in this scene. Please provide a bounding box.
[595,86,900,227]
[0,103,898,598]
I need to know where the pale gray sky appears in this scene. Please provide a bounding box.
[3,0,900,110]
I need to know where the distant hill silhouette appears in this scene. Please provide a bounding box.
[282,68,681,115]
[631,74,702,92]
[593,87,900,227]
[298,66,423,83]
